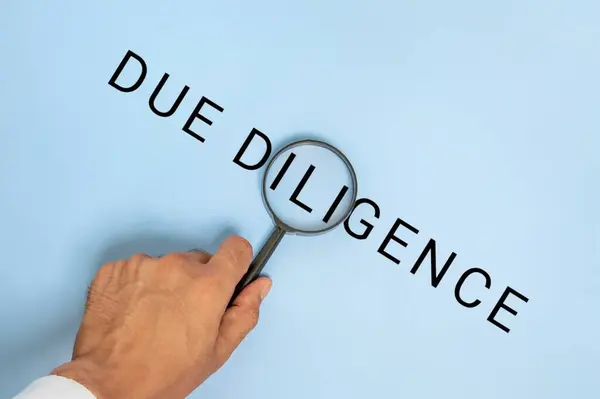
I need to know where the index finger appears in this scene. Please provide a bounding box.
[206,235,253,288]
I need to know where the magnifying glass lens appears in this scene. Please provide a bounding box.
[264,143,356,233]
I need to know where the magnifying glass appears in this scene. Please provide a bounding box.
[229,138,358,304]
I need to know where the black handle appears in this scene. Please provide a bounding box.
[229,225,286,306]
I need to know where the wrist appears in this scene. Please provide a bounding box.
[51,359,115,399]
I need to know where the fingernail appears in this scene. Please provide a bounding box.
[260,281,272,301]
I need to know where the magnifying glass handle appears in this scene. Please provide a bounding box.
[229,225,286,306]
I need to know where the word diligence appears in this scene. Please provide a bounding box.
[107,49,530,334]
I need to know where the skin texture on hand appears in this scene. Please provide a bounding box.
[51,236,272,399]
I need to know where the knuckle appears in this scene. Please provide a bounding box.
[161,252,189,265]
[94,261,116,283]
[96,261,113,276]
[129,252,151,264]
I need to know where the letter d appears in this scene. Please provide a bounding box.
[108,50,147,93]
[233,128,272,170]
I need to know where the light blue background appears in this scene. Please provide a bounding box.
[1,1,598,398]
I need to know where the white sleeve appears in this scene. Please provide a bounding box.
[12,375,96,399]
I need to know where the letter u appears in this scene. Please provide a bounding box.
[149,73,190,117]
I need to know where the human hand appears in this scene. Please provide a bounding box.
[51,235,272,399]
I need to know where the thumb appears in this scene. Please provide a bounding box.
[215,276,272,364]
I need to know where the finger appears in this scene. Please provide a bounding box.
[180,250,213,277]
[186,249,212,264]
[123,252,154,283]
[159,250,212,269]
[157,249,212,262]
[92,261,123,293]
[206,236,253,286]
[152,251,211,286]
[214,276,272,365]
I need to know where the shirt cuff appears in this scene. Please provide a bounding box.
[13,375,96,399]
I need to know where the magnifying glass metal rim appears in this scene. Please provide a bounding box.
[229,138,358,306]
[261,138,359,236]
